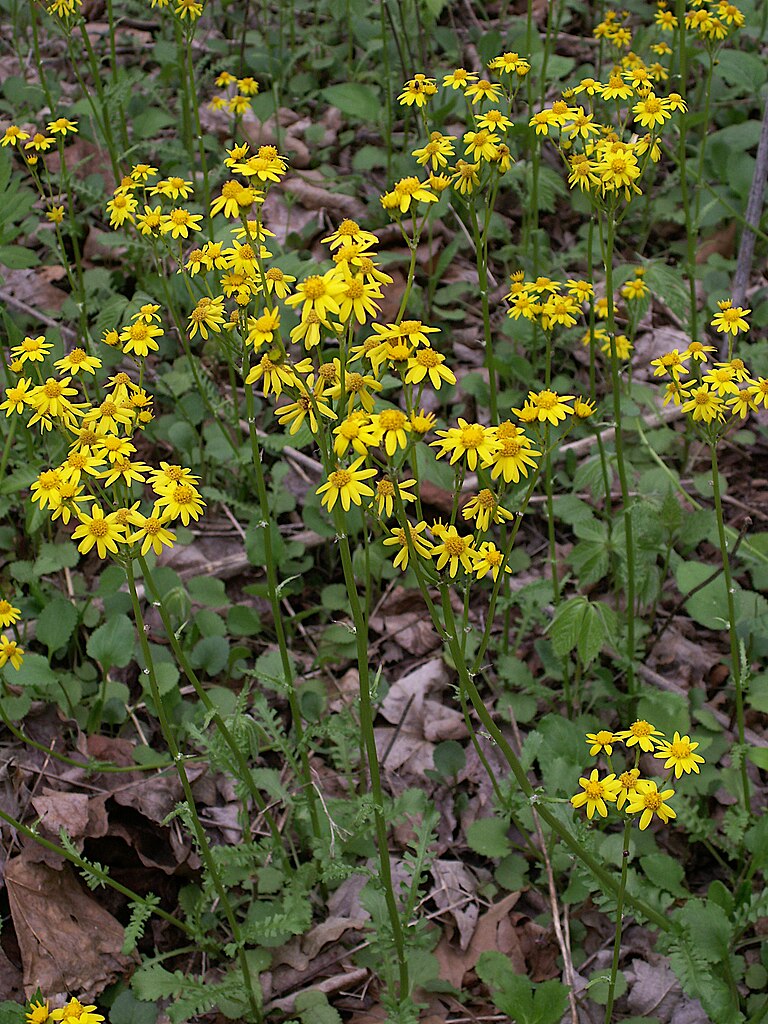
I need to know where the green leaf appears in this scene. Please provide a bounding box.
[0,1001,24,1024]
[0,245,39,269]
[432,739,466,778]
[711,48,767,91]
[476,951,534,1020]
[187,575,228,607]
[87,614,135,672]
[36,597,78,655]
[746,746,768,770]
[189,635,229,676]
[294,991,342,1024]
[674,561,730,630]
[132,964,183,1002]
[227,605,261,636]
[109,989,159,1024]
[322,83,382,122]
[587,970,627,1005]
[34,541,80,575]
[645,263,690,333]
[639,853,687,896]
[466,817,511,858]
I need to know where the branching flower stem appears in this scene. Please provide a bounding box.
[332,509,411,1005]
[709,443,751,813]
[243,369,324,849]
[604,817,633,1024]
[125,560,261,1021]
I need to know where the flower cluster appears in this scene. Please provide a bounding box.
[209,69,260,115]
[2,314,205,562]
[572,721,705,829]
[650,299,764,423]
[26,997,105,1024]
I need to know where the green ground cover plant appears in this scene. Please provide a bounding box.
[0,0,766,1023]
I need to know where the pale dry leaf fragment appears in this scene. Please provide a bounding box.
[5,853,136,1000]
[430,858,480,951]
[31,789,89,839]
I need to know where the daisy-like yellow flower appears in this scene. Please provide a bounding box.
[153,482,206,524]
[463,128,500,162]
[161,207,203,239]
[237,76,259,95]
[120,320,163,358]
[746,378,768,407]
[316,457,377,512]
[626,779,676,830]
[71,505,126,558]
[106,192,137,228]
[471,541,510,581]
[126,512,177,556]
[711,301,750,335]
[151,176,194,200]
[28,377,81,422]
[371,408,410,457]
[0,600,21,629]
[333,412,378,457]
[285,270,346,320]
[46,205,65,224]
[632,93,671,129]
[650,349,688,379]
[188,296,226,340]
[54,348,101,376]
[1,377,34,416]
[398,74,437,107]
[47,117,78,135]
[25,998,50,1024]
[404,347,456,390]
[586,730,617,756]
[681,384,725,423]
[462,489,513,532]
[50,999,104,1023]
[25,132,54,152]
[275,388,335,436]
[489,430,541,483]
[432,525,476,577]
[621,277,649,301]
[617,719,665,752]
[442,68,478,89]
[570,769,621,819]
[1,125,30,146]
[210,180,261,218]
[383,521,433,570]
[374,476,417,518]
[176,0,203,19]
[11,335,53,364]
[464,78,503,104]
[412,132,456,171]
[523,389,574,426]
[431,419,497,471]
[654,732,705,778]
[382,176,438,214]
[615,768,641,810]
[0,636,24,671]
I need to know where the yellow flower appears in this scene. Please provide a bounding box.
[616,719,664,752]
[161,207,203,239]
[489,431,541,483]
[711,301,750,335]
[383,521,432,570]
[126,512,177,556]
[1,125,30,146]
[398,74,437,107]
[585,730,617,756]
[0,600,21,629]
[275,388,336,436]
[405,348,456,389]
[471,541,510,581]
[106,192,137,228]
[316,457,377,512]
[382,176,438,214]
[175,0,203,18]
[681,384,725,423]
[431,419,498,471]
[451,160,481,195]
[0,635,24,670]
[153,483,206,524]
[47,117,78,135]
[371,408,411,456]
[462,489,513,532]
[570,769,621,819]
[442,68,478,89]
[54,348,102,375]
[615,768,641,809]
[374,476,417,518]
[25,132,54,152]
[654,732,705,777]
[11,335,53,364]
[432,526,476,577]
[71,505,127,558]
[188,296,226,339]
[46,205,65,224]
[412,132,456,171]
[523,389,574,426]
[237,76,259,95]
[626,779,676,830]
[120,320,163,358]
[464,78,503,105]
[150,176,194,200]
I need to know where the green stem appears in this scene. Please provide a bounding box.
[602,212,636,699]
[0,805,192,934]
[242,371,324,848]
[437,588,670,931]
[136,554,291,865]
[470,203,498,421]
[125,560,261,1021]
[604,817,633,1024]
[333,513,411,1003]
[710,443,751,814]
